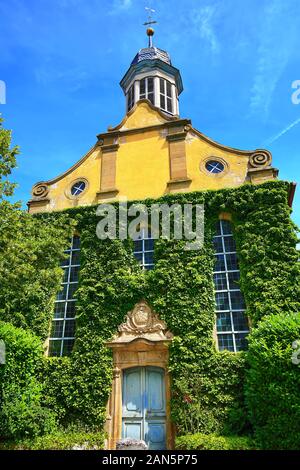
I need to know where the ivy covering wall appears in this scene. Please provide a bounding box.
[1,180,299,447]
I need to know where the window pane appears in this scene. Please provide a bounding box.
[213,273,227,291]
[54,302,65,319]
[51,320,64,338]
[226,253,238,271]
[216,312,232,332]
[232,311,249,332]
[218,334,234,352]
[66,301,76,318]
[57,284,68,301]
[228,271,240,290]
[144,252,154,265]
[49,340,62,357]
[216,292,230,311]
[213,237,223,253]
[148,92,154,105]
[60,256,70,267]
[144,239,154,251]
[147,77,154,92]
[224,236,236,253]
[70,266,80,282]
[221,220,232,235]
[230,291,246,310]
[160,95,166,109]
[140,78,146,96]
[214,254,226,272]
[166,82,172,97]
[64,319,76,338]
[167,98,172,113]
[62,339,75,356]
[68,283,78,300]
[71,251,80,266]
[160,78,164,93]
[235,333,248,352]
[72,236,80,249]
[134,240,143,252]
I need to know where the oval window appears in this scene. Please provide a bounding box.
[71,181,86,196]
[205,160,225,174]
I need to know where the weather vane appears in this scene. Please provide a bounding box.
[143,4,157,47]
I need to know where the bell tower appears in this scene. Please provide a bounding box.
[120,25,183,117]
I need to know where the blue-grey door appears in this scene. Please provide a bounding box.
[122,367,166,450]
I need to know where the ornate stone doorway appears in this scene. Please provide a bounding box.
[105,301,174,450]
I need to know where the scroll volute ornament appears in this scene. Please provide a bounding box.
[249,150,272,168]
[32,183,49,199]
[107,301,173,345]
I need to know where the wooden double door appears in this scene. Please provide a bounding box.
[122,366,166,450]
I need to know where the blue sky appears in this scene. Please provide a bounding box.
[0,0,299,226]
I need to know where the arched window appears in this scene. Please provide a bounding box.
[133,227,155,271]
[48,235,80,357]
[213,220,249,352]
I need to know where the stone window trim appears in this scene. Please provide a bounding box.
[200,156,229,177]
[65,177,89,200]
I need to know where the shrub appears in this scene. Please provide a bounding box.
[245,313,300,450]
[0,322,57,439]
[175,433,254,450]
[0,430,105,450]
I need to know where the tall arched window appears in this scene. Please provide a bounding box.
[213,220,249,352]
[48,235,80,357]
[133,227,155,271]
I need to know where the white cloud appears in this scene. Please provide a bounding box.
[189,4,220,55]
[249,0,299,119]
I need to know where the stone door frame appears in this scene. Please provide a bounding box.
[105,301,174,450]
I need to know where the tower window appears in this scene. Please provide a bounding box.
[213,220,249,352]
[127,84,135,112]
[139,77,155,105]
[160,78,173,113]
[48,236,80,357]
[133,227,154,271]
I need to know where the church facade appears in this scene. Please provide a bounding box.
[27,32,297,450]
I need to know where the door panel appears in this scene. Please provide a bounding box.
[123,369,142,417]
[122,367,166,450]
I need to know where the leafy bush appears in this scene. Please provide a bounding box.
[0,322,57,439]
[175,433,255,450]
[0,430,105,450]
[245,313,300,450]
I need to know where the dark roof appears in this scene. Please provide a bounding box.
[131,47,171,66]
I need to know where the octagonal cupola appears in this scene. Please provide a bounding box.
[120,29,183,117]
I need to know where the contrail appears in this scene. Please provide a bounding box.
[263,116,300,146]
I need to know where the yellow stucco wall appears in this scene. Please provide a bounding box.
[28,101,275,213]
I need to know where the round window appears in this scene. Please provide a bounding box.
[71,181,86,196]
[205,160,225,174]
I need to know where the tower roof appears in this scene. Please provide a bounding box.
[131,47,171,66]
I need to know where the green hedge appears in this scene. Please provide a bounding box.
[175,433,255,450]
[0,322,57,439]
[245,313,300,450]
[0,430,105,450]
